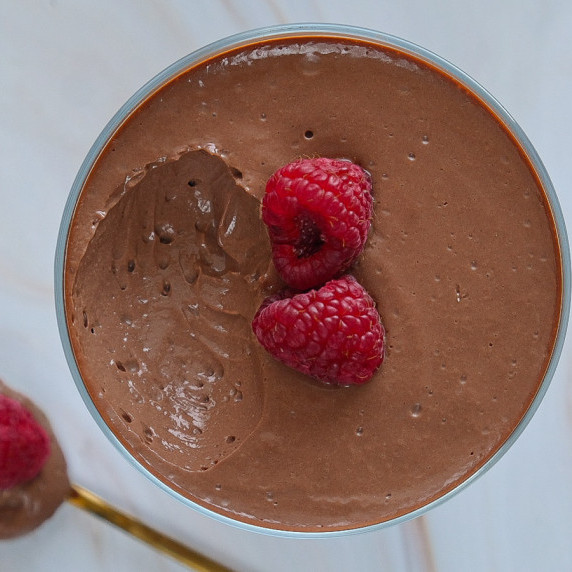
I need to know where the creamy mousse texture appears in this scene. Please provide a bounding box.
[64,35,563,531]
[0,380,70,539]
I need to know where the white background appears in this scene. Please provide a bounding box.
[1,1,571,571]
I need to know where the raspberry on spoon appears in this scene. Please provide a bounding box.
[262,157,373,290]
[0,393,50,490]
[252,275,385,385]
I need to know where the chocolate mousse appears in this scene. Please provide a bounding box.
[0,380,70,539]
[62,34,564,531]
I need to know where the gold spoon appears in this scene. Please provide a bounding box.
[68,484,233,572]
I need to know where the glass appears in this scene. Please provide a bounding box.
[55,23,570,537]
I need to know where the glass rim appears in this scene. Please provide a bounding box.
[55,22,571,538]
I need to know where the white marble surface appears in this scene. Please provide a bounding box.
[1,1,571,570]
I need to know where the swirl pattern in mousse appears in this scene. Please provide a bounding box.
[63,36,563,531]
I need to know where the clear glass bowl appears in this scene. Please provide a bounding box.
[55,23,570,537]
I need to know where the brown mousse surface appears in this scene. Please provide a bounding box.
[63,36,562,531]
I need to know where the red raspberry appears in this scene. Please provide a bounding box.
[252,275,384,385]
[263,157,373,291]
[0,394,51,489]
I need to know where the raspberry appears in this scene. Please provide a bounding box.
[252,275,384,385]
[0,394,51,489]
[262,157,373,290]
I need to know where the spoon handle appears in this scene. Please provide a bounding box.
[68,484,232,572]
